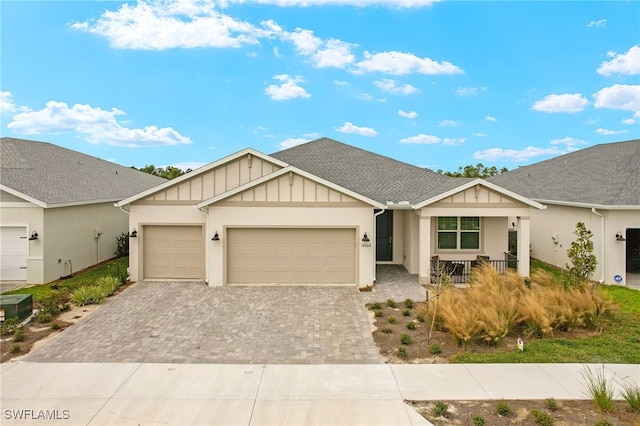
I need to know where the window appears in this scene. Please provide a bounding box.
[437,217,480,250]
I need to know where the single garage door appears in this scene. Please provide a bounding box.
[227,228,356,284]
[0,227,28,281]
[143,225,204,279]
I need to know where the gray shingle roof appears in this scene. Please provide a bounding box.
[271,137,470,204]
[488,139,640,207]
[1,137,166,207]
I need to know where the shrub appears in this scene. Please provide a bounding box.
[388,316,397,324]
[9,343,21,354]
[397,347,407,358]
[372,302,382,310]
[39,291,70,316]
[97,276,121,296]
[429,343,442,354]
[374,310,383,318]
[38,312,53,323]
[400,333,411,345]
[543,398,559,412]
[594,420,614,426]
[416,313,425,323]
[530,409,553,426]
[1,318,21,335]
[13,328,26,342]
[404,299,414,309]
[562,222,597,289]
[50,322,60,330]
[380,328,392,334]
[106,261,129,284]
[471,414,486,426]
[402,309,411,316]
[621,382,640,413]
[406,321,417,330]
[386,299,396,308]
[431,401,448,417]
[582,365,614,413]
[495,401,512,417]
[114,232,129,258]
[71,285,106,306]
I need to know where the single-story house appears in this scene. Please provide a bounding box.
[117,137,544,287]
[0,137,166,284]
[489,139,640,287]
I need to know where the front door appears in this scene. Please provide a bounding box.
[627,229,640,273]
[376,210,393,261]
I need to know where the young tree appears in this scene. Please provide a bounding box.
[563,222,597,290]
[436,163,508,178]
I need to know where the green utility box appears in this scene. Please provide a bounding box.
[0,294,33,321]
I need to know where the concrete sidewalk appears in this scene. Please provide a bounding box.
[1,362,638,426]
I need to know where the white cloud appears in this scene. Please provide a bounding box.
[356,51,463,75]
[595,128,628,136]
[593,84,640,116]
[373,79,418,95]
[532,93,589,113]
[286,28,323,55]
[336,121,377,137]
[265,74,311,100]
[455,86,486,96]
[622,118,637,125]
[473,146,564,162]
[71,0,272,50]
[597,45,640,76]
[400,133,440,144]
[355,93,385,102]
[279,137,310,149]
[312,39,356,68]
[473,132,487,137]
[0,91,17,114]
[550,137,588,148]
[439,119,458,127]
[398,110,417,119]
[485,116,497,122]
[333,80,349,86]
[7,100,190,147]
[587,19,607,28]
[443,137,466,146]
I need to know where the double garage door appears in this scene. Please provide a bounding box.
[143,226,356,284]
[227,228,356,284]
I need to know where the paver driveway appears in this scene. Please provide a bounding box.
[25,282,382,364]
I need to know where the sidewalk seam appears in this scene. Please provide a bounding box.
[248,364,267,426]
[86,362,143,426]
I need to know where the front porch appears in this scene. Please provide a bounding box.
[430,253,518,284]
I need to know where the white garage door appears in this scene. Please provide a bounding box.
[143,226,204,279]
[227,228,356,284]
[0,227,28,281]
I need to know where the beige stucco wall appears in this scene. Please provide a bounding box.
[206,205,375,286]
[43,203,128,283]
[530,204,640,285]
[0,196,44,283]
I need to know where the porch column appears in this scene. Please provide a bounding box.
[517,216,531,277]
[418,215,432,284]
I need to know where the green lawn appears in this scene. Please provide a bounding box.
[451,261,640,364]
[2,257,128,304]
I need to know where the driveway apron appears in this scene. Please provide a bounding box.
[25,282,381,364]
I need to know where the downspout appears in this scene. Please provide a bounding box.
[592,208,605,283]
[197,206,210,286]
[372,207,387,282]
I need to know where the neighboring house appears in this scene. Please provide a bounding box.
[117,138,543,287]
[489,139,640,287]
[0,137,166,284]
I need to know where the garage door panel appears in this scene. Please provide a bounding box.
[0,227,28,281]
[227,228,355,284]
[143,226,203,279]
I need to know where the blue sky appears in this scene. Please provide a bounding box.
[1,0,639,172]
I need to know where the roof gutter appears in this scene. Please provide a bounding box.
[591,208,605,283]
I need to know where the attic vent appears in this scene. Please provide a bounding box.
[247,153,252,168]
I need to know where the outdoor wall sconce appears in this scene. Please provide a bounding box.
[130,228,137,238]
[616,232,626,241]
[212,231,220,241]
[28,231,38,240]
[362,232,370,242]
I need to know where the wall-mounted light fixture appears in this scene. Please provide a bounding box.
[28,231,38,240]
[130,228,137,238]
[616,231,626,241]
[362,232,369,242]
[212,231,220,241]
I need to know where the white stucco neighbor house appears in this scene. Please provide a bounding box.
[489,139,640,287]
[116,138,544,287]
[0,137,166,285]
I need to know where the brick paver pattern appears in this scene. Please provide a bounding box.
[26,265,425,364]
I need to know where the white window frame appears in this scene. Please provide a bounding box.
[437,216,481,251]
